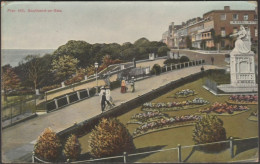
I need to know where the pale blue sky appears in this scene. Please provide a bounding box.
[1,1,257,49]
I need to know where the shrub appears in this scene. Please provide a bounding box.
[63,134,81,160]
[192,115,226,151]
[34,128,62,161]
[163,58,179,65]
[151,64,161,75]
[89,118,135,158]
[180,56,190,63]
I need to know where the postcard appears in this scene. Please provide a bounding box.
[1,1,258,163]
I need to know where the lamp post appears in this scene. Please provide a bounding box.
[95,62,99,95]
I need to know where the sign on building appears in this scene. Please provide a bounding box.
[230,21,257,25]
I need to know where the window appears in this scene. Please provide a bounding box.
[233,27,238,34]
[254,14,258,20]
[220,14,226,20]
[244,14,248,20]
[255,28,258,37]
[233,14,238,20]
[221,27,226,37]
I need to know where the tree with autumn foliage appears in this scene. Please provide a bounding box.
[1,65,21,101]
[34,127,62,161]
[63,134,81,160]
[192,115,226,151]
[89,118,135,158]
[98,55,122,72]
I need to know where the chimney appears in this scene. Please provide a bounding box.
[224,6,230,11]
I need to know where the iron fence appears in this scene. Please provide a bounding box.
[2,94,40,128]
[32,136,258,163]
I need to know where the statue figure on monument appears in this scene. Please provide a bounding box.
[230,25,252,55]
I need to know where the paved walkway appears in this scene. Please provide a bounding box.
[2,65,220,162]
[43,59,166,101]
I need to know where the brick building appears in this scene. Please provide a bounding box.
[202,6,258,49]
[163,6,258,50]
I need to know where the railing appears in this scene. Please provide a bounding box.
[32,136,258,163]
[45,59,205,112]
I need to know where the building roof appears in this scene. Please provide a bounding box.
[203,9,256,16]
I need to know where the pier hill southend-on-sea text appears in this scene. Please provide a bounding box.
[7,9,62,13]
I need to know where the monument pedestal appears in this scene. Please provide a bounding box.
[217,84,258,93]
[217,52,258,93]
[217,25,258,94]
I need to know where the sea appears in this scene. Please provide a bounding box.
[1,49,55,67]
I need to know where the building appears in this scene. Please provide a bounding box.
[202,6,258,49]
[162,6,258,50]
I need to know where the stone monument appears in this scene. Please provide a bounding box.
[218,25,258,93]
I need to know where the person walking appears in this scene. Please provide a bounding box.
[130,77,135,92]
[101,92,108,113]
[121,78,126,93]
[211,57,214,65]
[105,86,115,107]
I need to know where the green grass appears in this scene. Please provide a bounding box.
[78,77,258,162]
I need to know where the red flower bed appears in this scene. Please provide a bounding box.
[229,95,258,103]
[200,102,249,114]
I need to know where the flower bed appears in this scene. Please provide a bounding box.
[175,89,196,97]
[168,89,197,98]
[142,97,209,112]
[128,111,167,124]
[199,102,249,115]
[133,114,202,137]
[227,95,258,105]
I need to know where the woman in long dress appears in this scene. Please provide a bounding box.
[121,79,126,93]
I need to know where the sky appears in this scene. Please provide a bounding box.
[1,1,257,49]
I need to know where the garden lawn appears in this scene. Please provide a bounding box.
[78,77,258,163]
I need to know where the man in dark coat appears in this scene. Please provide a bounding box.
[101,92,108,112]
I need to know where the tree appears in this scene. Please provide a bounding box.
[34,128,62,161]
[51,55,79,82]
[63,134,81,160]
[53,40,93,68]
[151,64,161,75]
[1,65,21,101]
[180,56,190,63]
[158,46,170,57]
[192,115,226,151]
[22,55,44,92]
[89,118,135,158]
